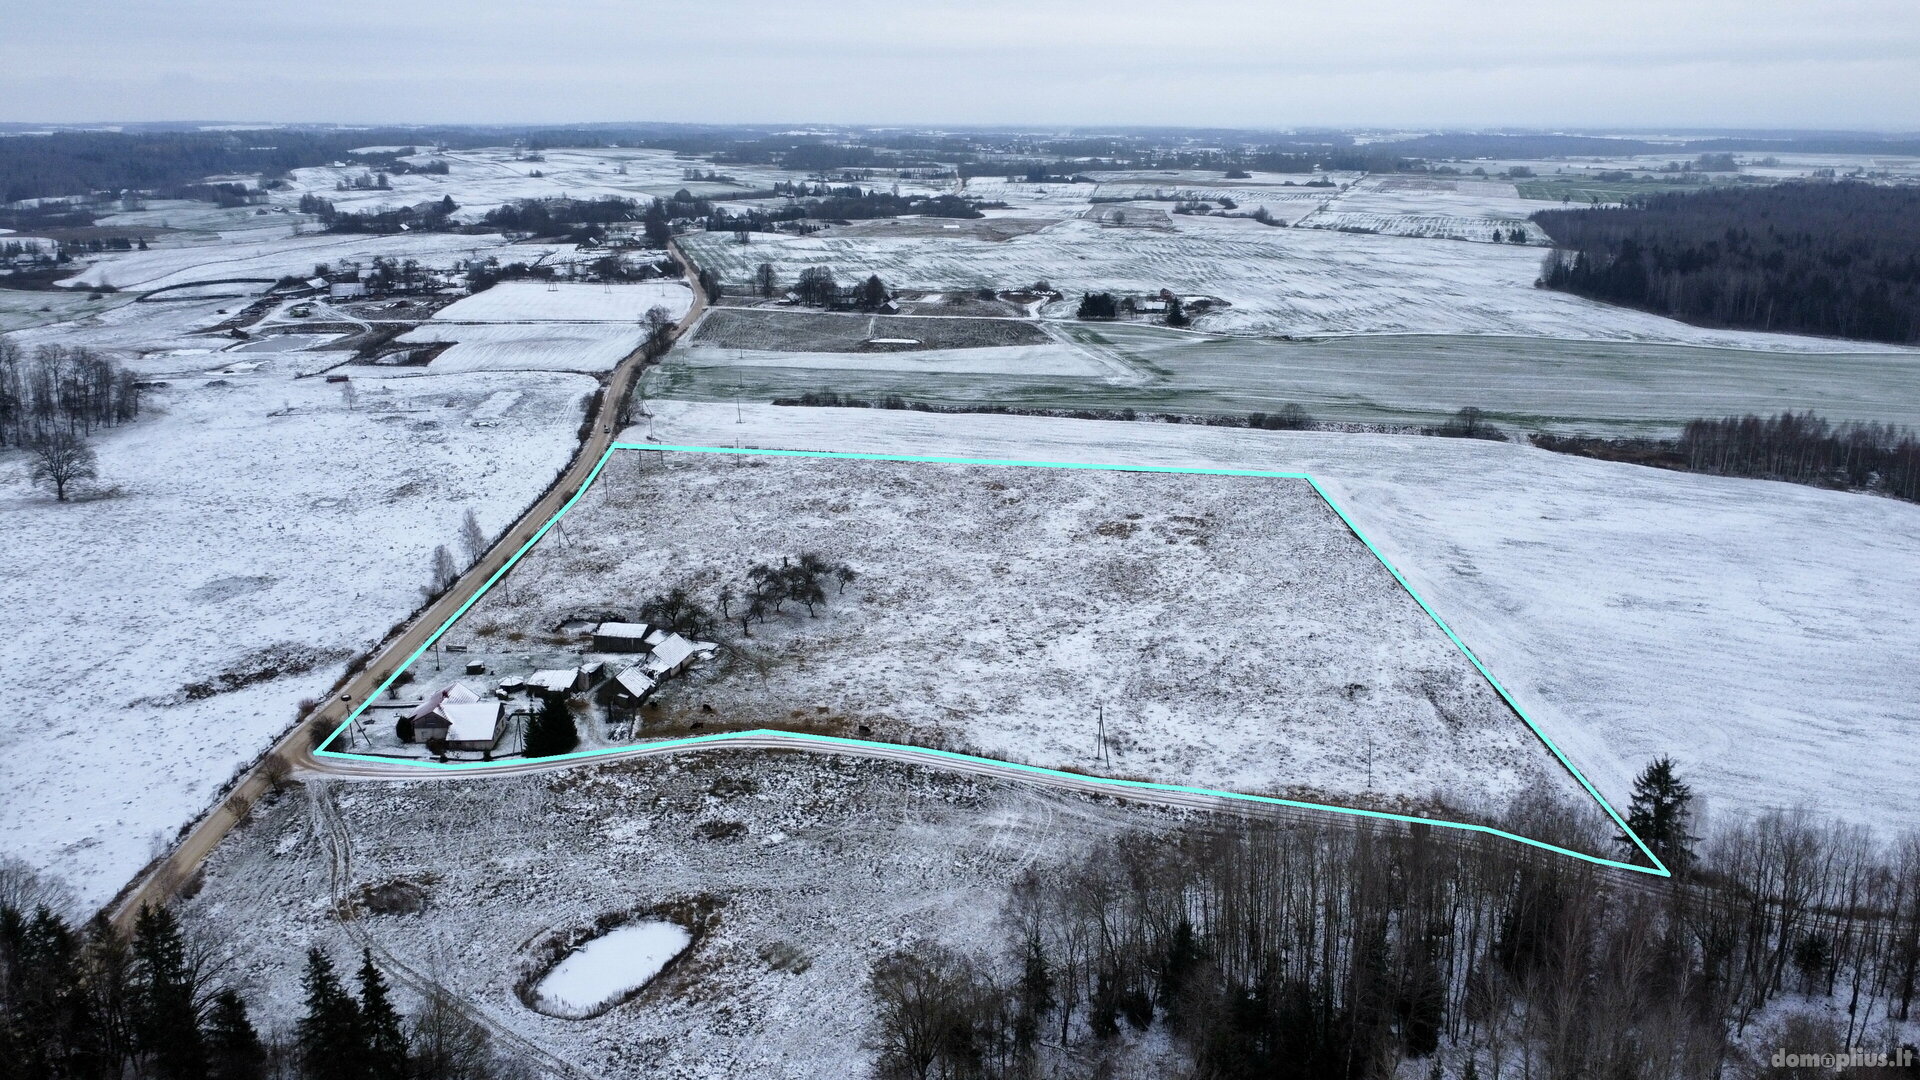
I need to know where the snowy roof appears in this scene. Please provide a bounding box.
[643,633,712,674]
[407,681,479,721]
[439,701,502,743]
[615,668,656,698]
[526,668,579,692]
[594,621,652,640]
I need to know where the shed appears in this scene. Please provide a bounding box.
[605,667,658,718]
[329,281,367,300]
[526,667,587,697]
[592,621,654,653]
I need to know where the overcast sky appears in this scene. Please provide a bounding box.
[5,0,1917,131]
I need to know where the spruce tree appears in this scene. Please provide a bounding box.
[356,948,409,1080]
[1622,756,1697,870]
[297,947,364,1080]
[205,989,267,1080]
[523,695,579,758]
[132,904,207,1080]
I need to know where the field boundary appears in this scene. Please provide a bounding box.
[317,443,1671,878]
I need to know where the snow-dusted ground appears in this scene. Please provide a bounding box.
[645,402,1920,838]
[680,215,1883,351]
[434,446,1613,836]
[674,340,1125,380]
[0,322,593,907]
[180,752,1194,1079]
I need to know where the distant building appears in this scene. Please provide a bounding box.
[329,281,367,300]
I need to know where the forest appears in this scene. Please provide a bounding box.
[1532,182,1920,344]
[866,767,1920,1080]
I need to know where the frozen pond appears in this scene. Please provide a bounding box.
[531,921,691,1018]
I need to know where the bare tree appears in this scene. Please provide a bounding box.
[29,429,98,501]
[458,509,487,566]
[423,544,458,600]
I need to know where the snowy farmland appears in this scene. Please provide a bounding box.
[427,447,1619,843]
[430,280,693,324]
[0,358,594,909]
[680,215,1881,350]
[657,320,1920,436]
[645,402,1920,840]
[392,281,695,374]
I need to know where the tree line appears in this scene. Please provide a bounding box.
[1532,182,1920,344]
[1534,409,1920,505]
[866,763,1920,1080]
[0,871,520,1080]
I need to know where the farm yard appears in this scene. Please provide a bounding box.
[417,447,1624,846]
[647,401,1920,842]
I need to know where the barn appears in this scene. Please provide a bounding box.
[592,621,656,653]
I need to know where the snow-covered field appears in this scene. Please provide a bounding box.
[430,281,692,324]
[276,147,794,224]
[59,229,522,292]
[398,322,645,374]
[429,446,1614,837]
[0,318,594,907]
[644,402,1920,838]
[395,281,695,374]
[680,215,1877,350]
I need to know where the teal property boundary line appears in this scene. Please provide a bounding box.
[317,443,1670,879]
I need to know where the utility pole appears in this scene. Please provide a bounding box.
[1096,701,1107,767]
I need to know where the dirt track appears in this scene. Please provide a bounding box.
[104,246,709,929]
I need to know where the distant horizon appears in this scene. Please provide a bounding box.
[7,0,1917,131]
[3,121,1918,141]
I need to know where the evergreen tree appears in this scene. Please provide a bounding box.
[1623,756,1697,869]
[356,949,409,1080]
[296,947,364,1080]
[523,695,580,758]
[1012,931,1054,1055]
[205,989,267,1080]
[132,904,207,1079]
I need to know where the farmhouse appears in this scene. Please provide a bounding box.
[402,683,506,751]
